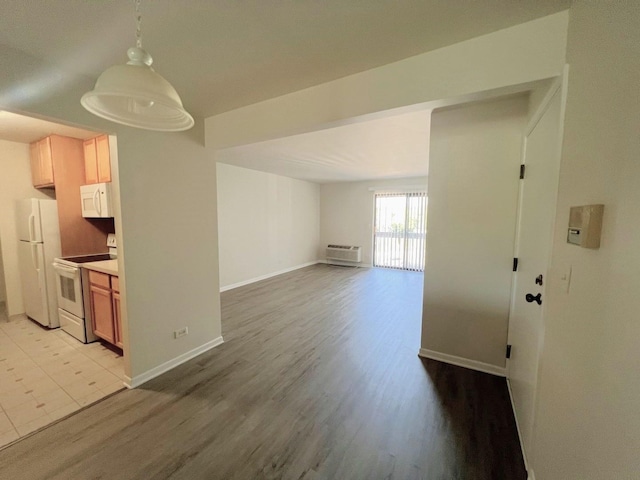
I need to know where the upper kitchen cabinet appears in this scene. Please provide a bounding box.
[28,134,112,256]
[29,137,55,188]
[83,135,111,184]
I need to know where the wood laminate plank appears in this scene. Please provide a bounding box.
[0,265,525,480]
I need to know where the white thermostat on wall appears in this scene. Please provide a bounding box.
[567,204,604,249]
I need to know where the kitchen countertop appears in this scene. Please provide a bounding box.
[82,259,118,276]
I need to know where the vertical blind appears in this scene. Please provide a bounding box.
[373,192,427,272]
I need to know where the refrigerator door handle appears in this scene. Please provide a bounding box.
[29,213,36,242]
[31,243,39,272]
[93,188,101,216]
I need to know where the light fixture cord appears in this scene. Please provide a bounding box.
[135,0,143,49]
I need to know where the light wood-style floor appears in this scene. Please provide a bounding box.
[0,265,525,479]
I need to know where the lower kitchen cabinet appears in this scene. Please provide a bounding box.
[88,270,121,348]
[90,284,115,344]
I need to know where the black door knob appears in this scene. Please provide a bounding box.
[525,293,542,305]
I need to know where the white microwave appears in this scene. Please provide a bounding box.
[80,183,113,218]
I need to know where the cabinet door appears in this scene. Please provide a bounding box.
[83,138,98,184]
[113,291,123,348]
[96,135,111,183]
[90,284,115,344]
[38,137,55,187]
[29,142,41,186]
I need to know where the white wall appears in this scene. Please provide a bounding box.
[217,163,320,290]
[0,139,52,315]
[206,12,568,150]
[532,2,640,479]
[115,124,221,382]
[320,177,428,266]
[421,96,528,369]
[0,45,221,383]
[528,78,555,122]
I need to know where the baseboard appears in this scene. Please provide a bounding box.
[418,348,506,377]
[220,261,320,292]
[327,261,372,268]
[124,336,224,388]
[507,378,530,474]
[318,259,372,268]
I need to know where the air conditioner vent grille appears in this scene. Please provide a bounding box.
[326,245,362,263]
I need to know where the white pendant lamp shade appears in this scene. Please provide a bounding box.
[81,47,194,132]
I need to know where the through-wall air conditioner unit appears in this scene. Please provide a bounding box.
[326,245,362,265]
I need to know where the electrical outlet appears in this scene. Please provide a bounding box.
[174,327,188,339]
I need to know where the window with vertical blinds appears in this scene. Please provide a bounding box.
[373,192,427,272]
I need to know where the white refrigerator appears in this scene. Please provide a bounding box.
[16,199,61,328]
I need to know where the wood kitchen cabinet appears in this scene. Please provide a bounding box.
[29,137,55,188]
[90,283,115,344]
[83,135,111,184]
[112,277,123,348]
[28,134,111,256]
[89,270,122,348]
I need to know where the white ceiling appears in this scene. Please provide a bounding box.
[0,1,570,118]
[0,111,100,144]
[217,92,534,184]
[217,109,431,183]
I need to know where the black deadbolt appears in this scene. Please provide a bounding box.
[525,293,542,305]
[535,274,543,285]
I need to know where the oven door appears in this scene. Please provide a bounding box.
[53,262,84,318]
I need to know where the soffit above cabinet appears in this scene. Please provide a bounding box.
[0,110,100,144]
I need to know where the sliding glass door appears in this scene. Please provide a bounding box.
[373,192,427,272]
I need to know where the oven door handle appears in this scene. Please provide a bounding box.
[53,263,80,277]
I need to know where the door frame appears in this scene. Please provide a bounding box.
[505,65,569,473]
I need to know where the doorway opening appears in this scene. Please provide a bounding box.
[0,109,127,448]
[373,192,427,272]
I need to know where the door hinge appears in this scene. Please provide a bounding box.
[506,345,512,359]
[519,164,526,179]
[513,258,519,272]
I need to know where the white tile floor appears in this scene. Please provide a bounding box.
[0,312,125,448]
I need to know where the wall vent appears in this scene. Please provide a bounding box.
[326,245,362,264]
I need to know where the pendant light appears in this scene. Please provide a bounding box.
[81,0,194,131]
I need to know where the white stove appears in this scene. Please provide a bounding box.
[52,234,117,343]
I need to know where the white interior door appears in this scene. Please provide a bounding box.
[507,80,566,466]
